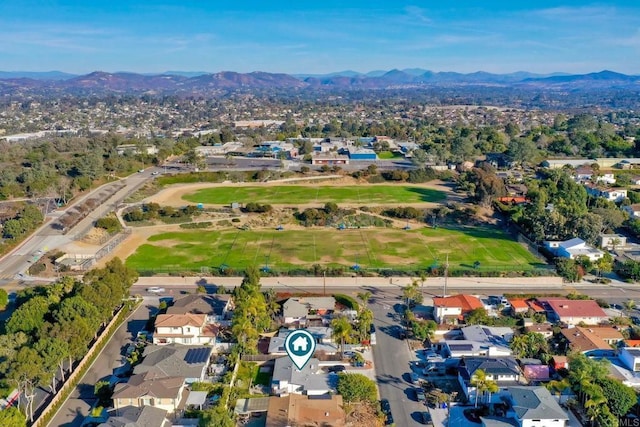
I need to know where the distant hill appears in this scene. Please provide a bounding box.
[0,69,637,95]
[0,71,77,80]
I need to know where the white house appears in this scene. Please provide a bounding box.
[544,238,604,261]
[271,357,332,396]
[584,184,627,202]
[596,173,616,185]
[432,295,483,324]
[504,386,569,427]
[541,298,608,325]
[443,325,514,358]
[620,347,640,372]
[459,357,522,403]
[599,234,627,250]
[268,328,337,355]
[153,313,217,345]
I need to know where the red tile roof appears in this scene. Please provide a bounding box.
[545,299,607,319]
[432,294,483,312]
[508,298,529,309]
[526,300,546,313]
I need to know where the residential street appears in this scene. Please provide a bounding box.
[47,301,155,427]
[370,288,431,426]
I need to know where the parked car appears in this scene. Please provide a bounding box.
[328,365,346,373]
[151,171,159,175]
[146,287,165,294]
[380,399,391,414]
[411,372,420,385]
[385,412,394,426]
[632,316,640,326]
[343,351,356,358]
[420,411,433,425]
[415,387,426,402]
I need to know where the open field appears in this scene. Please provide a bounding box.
[182,185,447,205]
[125,225,545,274]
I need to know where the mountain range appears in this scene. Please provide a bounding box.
[0,69,637,95]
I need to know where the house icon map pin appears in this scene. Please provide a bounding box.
[285,329,316,370]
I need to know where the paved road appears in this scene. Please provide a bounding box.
[0,169,157,285]
[370,289,429,426]
[47,301,155,427]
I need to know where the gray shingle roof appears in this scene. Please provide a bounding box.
[507,386,568,421]
[134,344,212,380]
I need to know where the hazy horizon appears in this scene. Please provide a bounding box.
[1,1,639,75]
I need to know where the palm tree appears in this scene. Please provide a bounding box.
[357,291,372,311]
[624,299,636,318]
[547,378,571,404]
[585,391,607,427]
[331,316,353,356]
[471,369,498,408]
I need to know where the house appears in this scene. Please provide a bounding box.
[544,238,604,261]
[432,294,483,324]
[524,324,554,339]
[542,299,608,325]
[112,371,186,416]
[99,405,170,427]
[624,204,640,218]
[266,394,345,427]
[525,300,546,314]
[508,299,529,315]
[442,325,514,357]
[550,356,568,372]
[584,183,628,202]
[484,153,512,169]
[271,356,332,396]
[523,364,550,382]
[573,165,594,182]
[458,357,522,402]
[560,326,621,353]
[444,325,513,356]
[282,297,335,325]
[268,328,337,355]
[167,294,233,323]
[153,313,217,345]
[620,347,640,372]
[599,234,627,251]
[134,344,212,384]
[116,144,159,156]
[596,173,616,185]
[503,386,569,427]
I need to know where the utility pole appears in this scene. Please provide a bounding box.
[443,254,449,297]
[323,270,326,296]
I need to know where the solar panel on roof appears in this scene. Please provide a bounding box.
[184,348,210,364]
[449,344,473,351]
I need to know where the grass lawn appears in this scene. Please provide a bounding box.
[182,185,446,205]
[126,225,545,273]
[377,151,404,159]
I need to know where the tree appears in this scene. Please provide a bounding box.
[510,332,549,361]
[0,288,8,309]
[555,258,582,282]
[199,405,236,427]
[599,377,637,418]
[8,347,46,422]
[94,380,113,408]
[402,281,423,307]
[331,316,353,356]
[471,369,498,408]
[411,319,437,341]
[336,373,377,402]
[0,407,26,427]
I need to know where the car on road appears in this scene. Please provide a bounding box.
[385,412,394,426]
[151,171,159,175]
[415,387,426,402]
[146,287,165,294]
[342,351,356,358]
[632,316,640,326]
[328,365,346,373]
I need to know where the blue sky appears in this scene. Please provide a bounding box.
[1,1,639,74]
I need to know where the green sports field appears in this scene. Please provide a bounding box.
[125,226,545,273]
[182,185,446,205]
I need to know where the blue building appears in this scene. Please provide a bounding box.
[348,147,377,161]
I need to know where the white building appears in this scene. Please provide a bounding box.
[153,313,217,345]
[620,347,640,372]
[504,386,569,427]
[271,357,332,396]
[544,238,604,261]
